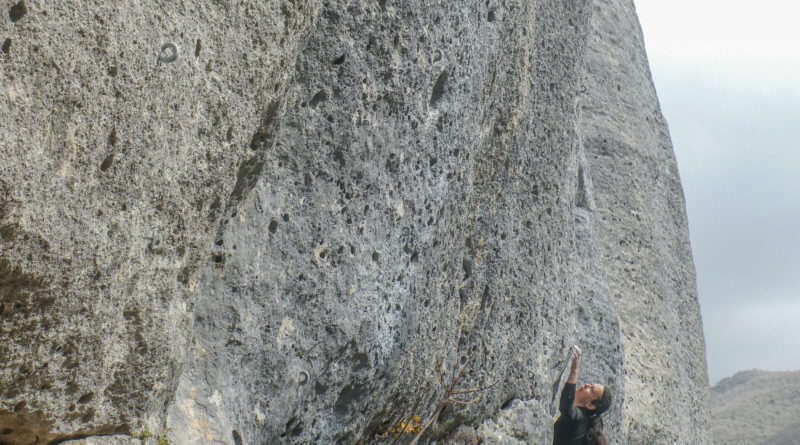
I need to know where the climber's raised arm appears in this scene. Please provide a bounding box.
[559,346,582,417]
[567,345,581,384]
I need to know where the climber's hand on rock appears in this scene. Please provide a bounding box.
[571,345,582,368]
[567,345,581,384]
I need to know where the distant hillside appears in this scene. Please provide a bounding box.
[711,369,800,444]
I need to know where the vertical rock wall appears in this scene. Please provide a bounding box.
[577,0,711,442]
[0,0,710,444]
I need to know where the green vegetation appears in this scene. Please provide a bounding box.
[132,425,171,445]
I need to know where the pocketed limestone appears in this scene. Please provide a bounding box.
[1,0,710,444]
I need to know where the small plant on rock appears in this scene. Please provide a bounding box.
[131,425,171,445]
[375,415,424,440]
[372,351,496,445]
[407,353,496,445]
[132,425,153,440]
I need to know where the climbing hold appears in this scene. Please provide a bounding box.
[157,42,180,64]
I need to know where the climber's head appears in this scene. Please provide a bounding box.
[575,384,612,414]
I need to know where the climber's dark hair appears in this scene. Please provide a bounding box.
[586,415,607,445]
[586,386,612,445]
[592,386,612,414]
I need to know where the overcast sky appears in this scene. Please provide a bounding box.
[633,0,800,384]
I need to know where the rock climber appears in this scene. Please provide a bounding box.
[553,346,612,445]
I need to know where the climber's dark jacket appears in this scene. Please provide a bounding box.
[553,383,591,445]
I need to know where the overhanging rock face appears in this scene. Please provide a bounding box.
[0,0,710,444]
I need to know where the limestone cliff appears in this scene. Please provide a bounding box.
[0,0,710,444]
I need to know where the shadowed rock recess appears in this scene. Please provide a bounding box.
[0,0,710,444]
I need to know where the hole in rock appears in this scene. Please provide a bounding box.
[9,1,27,22]
[232,430,243,445]
[100,153,114,172]
[308,90,328,107]
[430,69,448,105]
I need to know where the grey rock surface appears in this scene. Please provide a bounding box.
[711,370,800,445]
[449,1,711,443]
[1,0,710,444]
[60,438,139,445]
[1,0,320,442]
[576,0,711,442]
[167,1,600,442]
